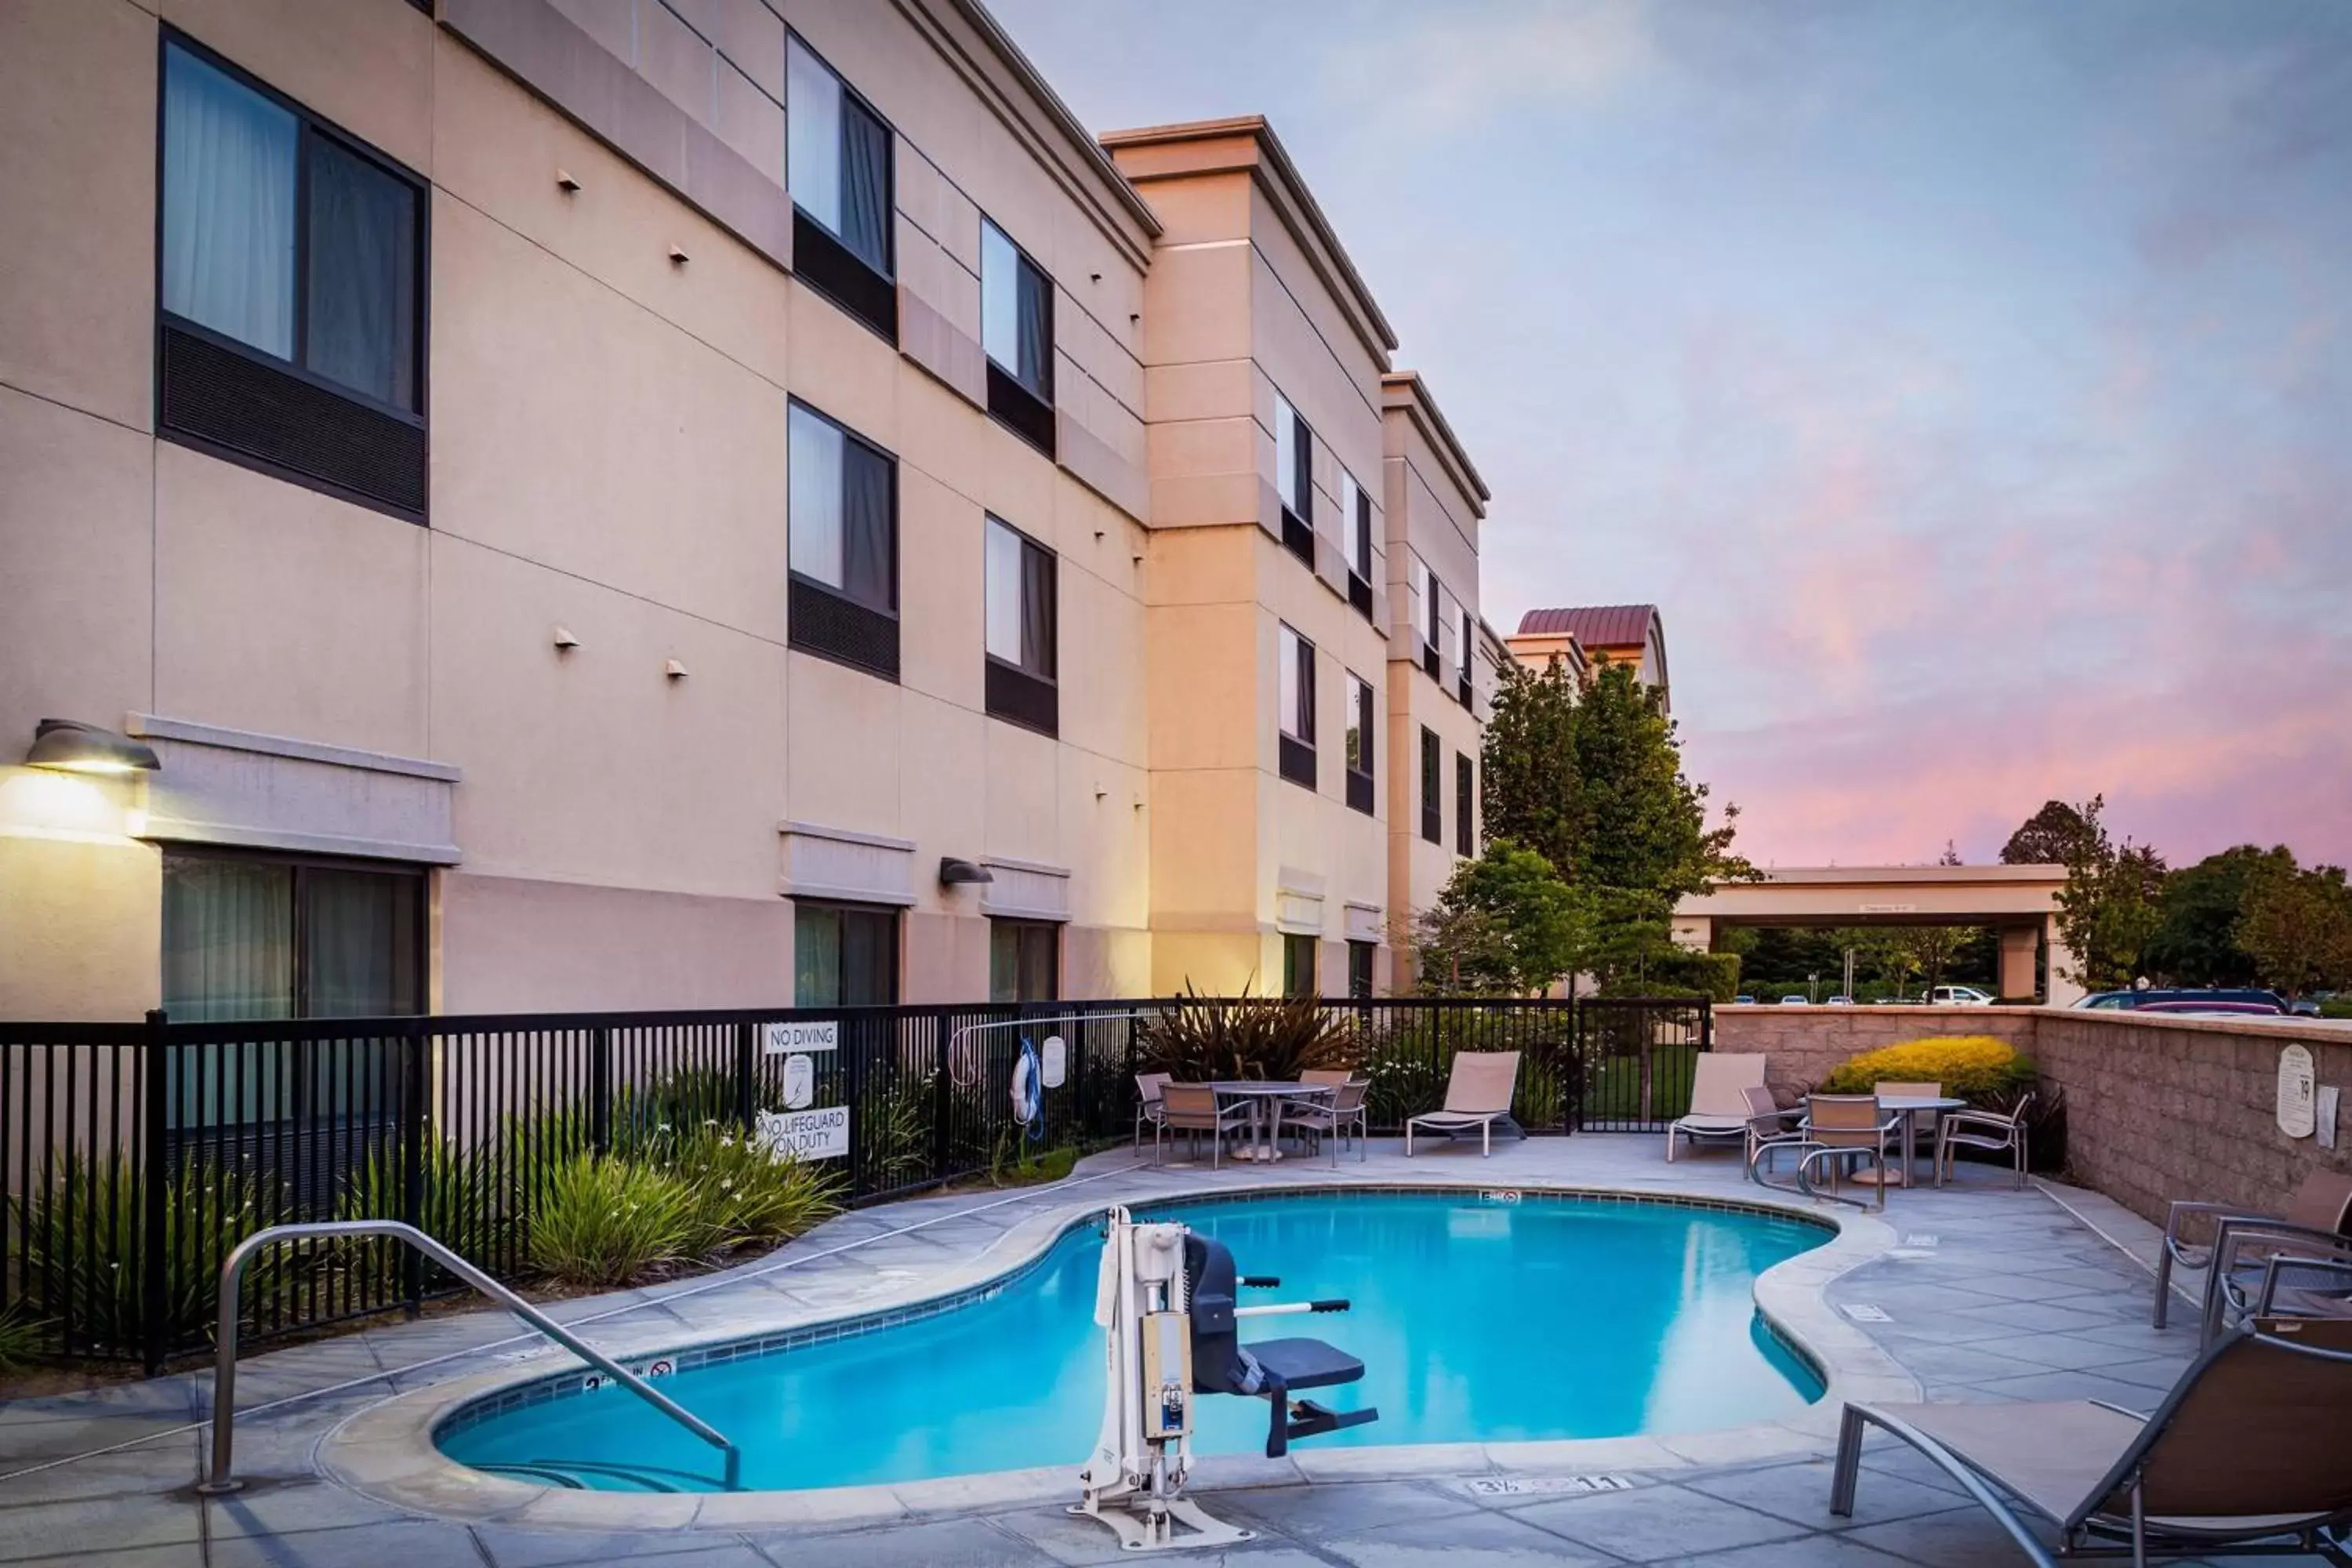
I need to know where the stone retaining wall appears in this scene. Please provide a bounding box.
[1711,1004,2352,1226]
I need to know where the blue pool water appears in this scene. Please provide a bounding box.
[438,1192,1825,1492]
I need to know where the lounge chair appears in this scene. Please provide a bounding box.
[1664,1053,1769,1161]
[1134,1072,1171,1151]
[1283,1078,1369,1166]
[1830,1316,2352,1566]
[1404,1051,1521,1157]
[1157,1082,1253,1167]
[2154,1170,2352,1330]
[1936,1091,2034,1190]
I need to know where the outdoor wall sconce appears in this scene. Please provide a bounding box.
[553,626,580,650]
[669,244,690,265]
[556,169,581,193]
[664,659,689,680]
[938,857,993,887]
[24,719,159,775]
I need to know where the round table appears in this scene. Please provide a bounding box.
[1865,1094,1969,1187]
[1205,1081,1336,1163]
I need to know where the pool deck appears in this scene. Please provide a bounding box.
[0,1131,2317,1567]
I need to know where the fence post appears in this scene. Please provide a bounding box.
[1566,994,1581,1135]
[589,1026,612,1157]
[140,1010,170,1376]
[931,1011,952,1183]
[399,1018,427,1316]
[1699,998,1714,1052]
[734,1022,757,1134]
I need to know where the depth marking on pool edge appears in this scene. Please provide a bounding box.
[1464,1475,1636,1497]
[1842,1303,1892,1323]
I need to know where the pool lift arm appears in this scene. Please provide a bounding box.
[1071,1207,1377,1552]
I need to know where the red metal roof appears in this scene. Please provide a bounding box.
[1516,604,1656,649]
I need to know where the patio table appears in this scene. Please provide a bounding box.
[1205,1080,1335,1163]
[1866,1093,1968,1188]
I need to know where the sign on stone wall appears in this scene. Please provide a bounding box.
[2277,1043,2318,1140]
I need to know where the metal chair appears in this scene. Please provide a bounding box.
[1751,1094,1903,1210]
[1283,1079,1369,1166]
[1157,1082,1253,1167]
[1133,1071,1171,1151]
[1934,1091,2032,1191]
[2154,1170,2352,1330]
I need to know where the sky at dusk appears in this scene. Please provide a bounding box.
[991,0,2352,870]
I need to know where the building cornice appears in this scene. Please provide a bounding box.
[1381,370,1490,511]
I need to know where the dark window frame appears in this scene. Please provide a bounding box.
[1347,938,1375,1000]
[1276,394,1315,568]
[786,30,898,343]
[1347,484,1374,619]
[160,845,428,1022]
[787,396,902,681]
[793,898,901,1007]
[154,29,430,524]
[1457,751,1475,858]
[981,216,1056,457]
[1344,672,1375,816]
[988,917,1062,1004]
[984,515,1058,736]
[1420,726,1443,846]
[1282,932,1319,1000]
[1279,622,1317,790]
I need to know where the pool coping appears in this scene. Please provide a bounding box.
[318,1170,1918,1536]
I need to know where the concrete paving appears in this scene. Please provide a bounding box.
[0,1132,2327,1566]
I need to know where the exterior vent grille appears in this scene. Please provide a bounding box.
[986,364,1056,458]
[1279,735,1317,790]
[794,212,897,343]
[985,659,1058,737]
[160,324,426,521]
[789,577,900,681]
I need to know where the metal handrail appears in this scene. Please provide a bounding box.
[198,1219,740,1495]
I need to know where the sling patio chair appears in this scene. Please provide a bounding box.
[1748,1093,1904,1210]
[1829,1315,2352,1566]
[1664,1052,1770,1162]
[1740,1083,1807,1173]
[1157,1082,1253,1168]
[2198,1218,2352,1348]
[2153,1169,2352,1330]
[1283,1077,1370,1167]
[1936,1091,2034,1190]
[1134,1072,1171,1152]
[1404,1051,1522,1157]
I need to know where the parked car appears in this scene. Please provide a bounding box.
[1826,995,1855,1006]
[2073,988,2287,1014]
[2132,1000,2287,1017]
[1733,995,1757,1005]
[1925,985,1994,1006]
[1779,994,1810,1007]
[2288,996,2322,1018]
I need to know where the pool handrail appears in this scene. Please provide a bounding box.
[198,1218,741,1496]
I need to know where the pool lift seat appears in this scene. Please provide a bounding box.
[1073,1207,1377,1552]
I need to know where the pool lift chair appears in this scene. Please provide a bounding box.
[1073,1206,1377,1551]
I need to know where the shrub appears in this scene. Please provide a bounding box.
[1820,1035,2033,1101]
[662,1127,840,1255]
[1137,985,1358,1083]
[0,1305,45,1371]
[527,1154,694,1288]
[13,1154,296,1353]
[2322,996,2352,1021]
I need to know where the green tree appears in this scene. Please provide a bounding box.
[2051,797,2167,992]
[2142,844,2281,986]
[1479,655,1581,877]
[2235,856,2352,999]
[2002,798,2103,866]
[1410,840,1592,996]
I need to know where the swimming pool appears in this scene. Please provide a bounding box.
[436,1189,1827,1493]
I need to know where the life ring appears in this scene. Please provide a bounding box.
[1011,1038,1044,1133]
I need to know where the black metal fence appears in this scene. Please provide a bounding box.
[1,994,1705,1368]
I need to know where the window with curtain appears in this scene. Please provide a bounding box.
[789,400,900,677]
[1344,472,1374,579]
[1457,752,1476,857]
[984,517,1058,735]
[158,38,427,517]
[1344,672,1375,815]
[1282,933,1318,1000]
[1273,390,1314,565]
[1278,623,1316,789]
[160,851,421,1130]
[794,902,898,1007]
[1421,727,1443,845]
[788,34,895,339]
[982,219,1054,456]
[989,920,1060,1003]
[1347,940,1375,1000]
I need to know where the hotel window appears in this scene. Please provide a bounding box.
[984,517,1058,735]
[1347,939,1375,1000]
[788,34,895,340]
[1273,390,1314,567]
[1278,623,1316,789]
[157,38,427,520]
[1457,752,1476,856]
[1420,727,1442,845]
[1458,610,1476,707]
[1418,562,1442,678]
[1344,673,1375,815]
[795,902,898,1007]
[989,919,1060,1003]
[789,400,899,679]
[1345,472,1374,617]
[160,851,423,1131]
[1282,933,1318,1000]
[982,218,1055,456]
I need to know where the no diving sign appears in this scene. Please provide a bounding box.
[756,1105,849,1160]
[764,1020,839,1056]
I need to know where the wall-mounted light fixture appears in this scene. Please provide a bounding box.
[556,169,582,194]
[669,244,690,266]
[553,626,581,651]
[938,857,993,887]
[664,659,689,680]
[24,719,160,775]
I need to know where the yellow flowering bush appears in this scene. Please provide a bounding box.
[1820,1035,2033,1101]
